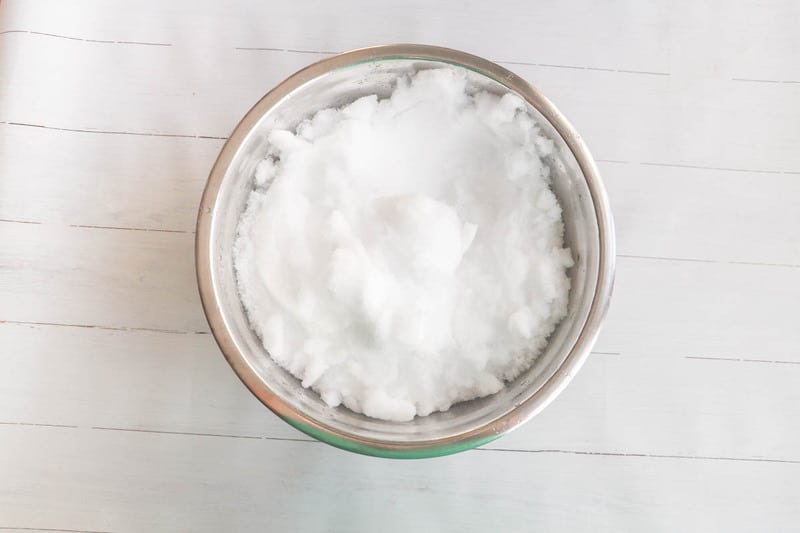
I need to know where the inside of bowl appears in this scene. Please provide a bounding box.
[209,58,600,448]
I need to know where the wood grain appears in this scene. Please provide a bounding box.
[4,37,800,174]
[1,0,799,530]
[2,321,799,462]
[2,424,799,532]
[0,0,673,72]
[0,223,206,333]
[3,125,799,266]
[2,222,798,359]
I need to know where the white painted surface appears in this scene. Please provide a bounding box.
[1,1,798,531]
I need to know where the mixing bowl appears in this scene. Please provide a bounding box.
[196,44,615,458]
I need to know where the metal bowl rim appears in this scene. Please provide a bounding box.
[195,43,616,458]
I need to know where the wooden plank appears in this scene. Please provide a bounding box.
[0,222,207,333]
[728,0,800,80]
[2,321,799,461]
[0,126,220,232]
[597,257,800,361]
[3,221,798,358]
[0,0,673,73]
[606,162,800,266]
[1,425,798,532]
[0,322,300,441]
[0,34,297,137]
[495,352,800,460]
[3,35,800,173]
[4,124,800,266]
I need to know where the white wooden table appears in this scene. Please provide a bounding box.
[1,1,799,531]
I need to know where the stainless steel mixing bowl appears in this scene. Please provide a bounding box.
[196,44,615,458]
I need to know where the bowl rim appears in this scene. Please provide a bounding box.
[196,43,616,458]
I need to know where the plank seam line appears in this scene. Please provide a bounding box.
[2,221,795,270]
[479,448,800,465]
[69,224,193,234]
[0,526,112,533]
[235,46,338,55]
[234,46,671,76]
[732,77,800,85]
[686,355,800,366]
[1,222,795,269]
[0,120,800,175]
[499,60,669,76]
[0,421,78,429]
[3,122,796,176]
[90,426,314,443]
[0,121,227,140]
[0,28,169,47]
[0,219,194,235]
[0,527,112,533]
[4,422,797,464]
[618,254,800,269]
[597,159,800,176]
[0,319,210,336]
[10,33,800,84]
